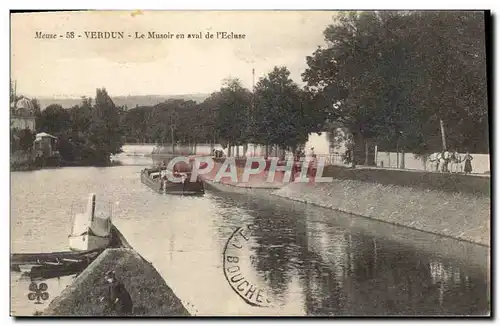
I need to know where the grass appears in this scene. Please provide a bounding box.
[42,249,190,316]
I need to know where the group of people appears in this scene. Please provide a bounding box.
[212,149,224,158]
[429,149,473,174]
[294,147,316,161]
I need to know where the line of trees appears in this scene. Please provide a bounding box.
[121,11,488,163]
[120,67,322,157]
[303,11,488,164]
[27,11,488,166]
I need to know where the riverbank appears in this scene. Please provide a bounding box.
[272,168,490,247]
[10,160,123,172]
[320,165,490,196]
[200,160,285,196]
[42,248,190,316]
[200,159,490,247]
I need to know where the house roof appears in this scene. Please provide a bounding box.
[14,98,35,117]
[35,132,57,139]
[16,98,33,110]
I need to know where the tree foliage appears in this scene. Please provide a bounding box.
[34,88,125,165]
[37,104,71,134]
[10,128,35,153]
[86,88,124,163]
[253,66,314,151]
[303,10,488,161]
[215,78,252,149]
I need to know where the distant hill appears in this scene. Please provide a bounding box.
[36,93,211,110]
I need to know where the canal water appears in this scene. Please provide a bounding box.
[10,152,490,316]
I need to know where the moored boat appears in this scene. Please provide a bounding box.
[11,225,130,279]
[141,166,204,196]
[68,193,112,252]
[202,178,279,195]
[140,167,163,193]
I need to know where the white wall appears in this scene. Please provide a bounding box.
[304,130,351,155]
[11,116,35,131]
[376,152,490,174]
[304,132,331,155]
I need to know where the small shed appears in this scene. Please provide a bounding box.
[34,132,58,157]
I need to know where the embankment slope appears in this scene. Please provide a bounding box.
[43,248,190,316]
[273,167,490,247]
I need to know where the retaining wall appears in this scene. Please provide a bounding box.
[273,179,490,247]
[321,165,490,196]
[376,152,490,174]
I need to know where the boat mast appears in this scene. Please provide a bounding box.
[171,124,175,155]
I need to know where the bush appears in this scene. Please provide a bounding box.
[10,128,35,153]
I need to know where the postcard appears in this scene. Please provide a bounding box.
[10,10,490,317]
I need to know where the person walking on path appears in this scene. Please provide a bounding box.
[463,152,473,174]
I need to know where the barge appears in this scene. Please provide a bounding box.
[141,167,204,196]
[202,178,280,195]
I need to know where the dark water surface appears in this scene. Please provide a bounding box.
[10,154,490,316]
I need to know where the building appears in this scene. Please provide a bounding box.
[11,97,36,131]
[33,132,58,158]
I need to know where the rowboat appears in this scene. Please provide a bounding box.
[11,225,130,279]
[11,248,103,279]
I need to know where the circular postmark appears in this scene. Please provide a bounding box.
[223,224,271,307]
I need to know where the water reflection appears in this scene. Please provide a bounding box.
[209,192,489,316]
[301,223,488,316]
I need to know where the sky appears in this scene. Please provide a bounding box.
[11,10,337,98]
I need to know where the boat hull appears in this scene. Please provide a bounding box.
[202,179,278,195]
[68,234,111,252]
[141,169,204,195]
[141,169,163,193]
[30,261,90,279]
[11,225,130,279]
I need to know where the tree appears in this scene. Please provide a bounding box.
[87,88,124,164]
[31,99,42,131]
[146,99,191,145]
[18,129,35,151]
[10,128,35,153]
[303,10,489,165]
[404,11,488,153]
[10,127,18,153]
[198,92,222,144]
[174,99,201,145]
[37,104,71,134]
[252,66,317,155]
[215,78,252,154]
[121,106,153,143]
[68,97,93,134]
